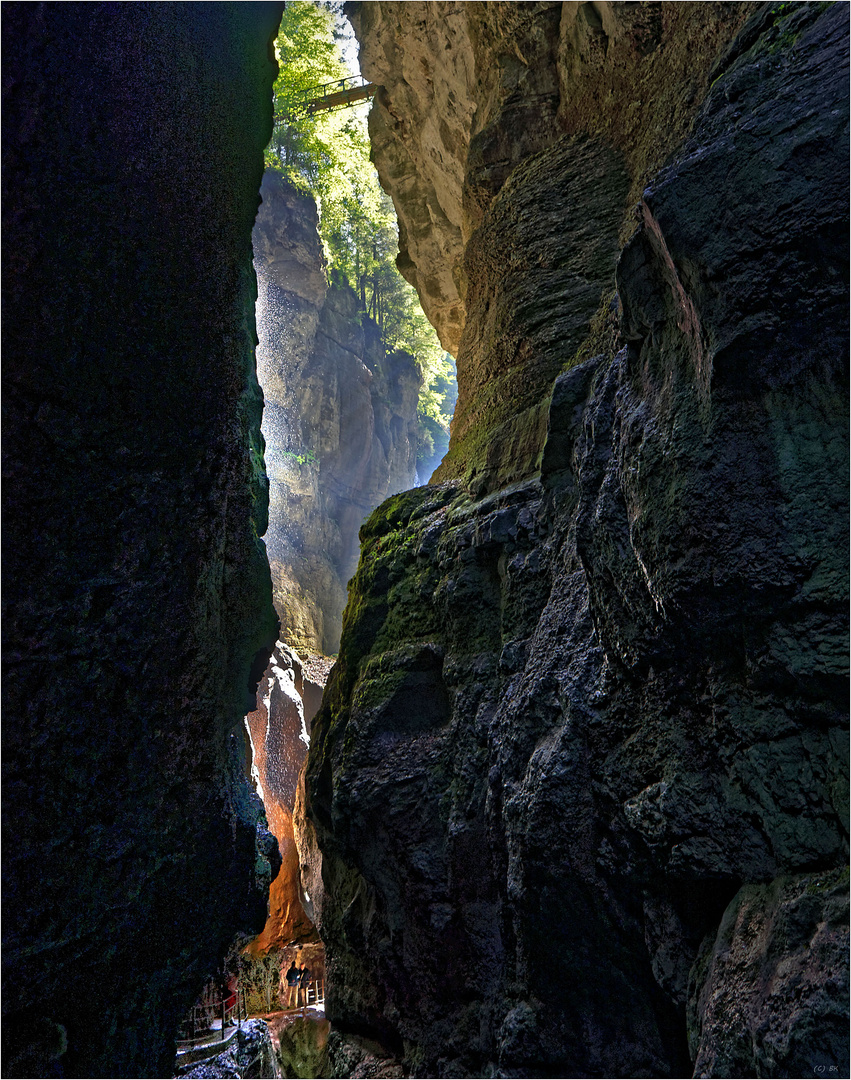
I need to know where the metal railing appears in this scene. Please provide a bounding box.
[304,977,325,1008]
[280,977,326,1011]
[175,988,246,1048]
[275,75,378,118]
[177,975,326,1052]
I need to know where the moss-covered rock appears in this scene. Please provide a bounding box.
[304,4,849,1077]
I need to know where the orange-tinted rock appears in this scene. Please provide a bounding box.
[245,642,317,953]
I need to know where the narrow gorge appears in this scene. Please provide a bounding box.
[2,3,848,1080]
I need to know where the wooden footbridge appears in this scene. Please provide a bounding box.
[276,75,378,119]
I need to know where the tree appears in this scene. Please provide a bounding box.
[267,1,456,463]
[268,2,349,180]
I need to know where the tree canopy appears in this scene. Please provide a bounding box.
[266,1,455,477]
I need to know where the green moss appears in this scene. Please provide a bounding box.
[803,864,849,896]
[760,1,822,56]
[564,287,620,374]
[280,448,317,467]
[439,376,551,487]
[360,486,449,541]
[352,666,406,711]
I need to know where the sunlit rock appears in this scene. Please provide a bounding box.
[351,0,750,483]
[255,173,421,655]
[245,643,317,954]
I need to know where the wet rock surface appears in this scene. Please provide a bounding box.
[304,4,849,1077]
[177,1020,280,1079]
[255,172,422,655]
[2,5,282,1077]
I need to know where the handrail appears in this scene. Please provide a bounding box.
[175,988,246,1048]
[279,977,326,1011]
[177,975,326,1051]
[275,75,378,118]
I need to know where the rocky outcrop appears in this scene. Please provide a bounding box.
[2,5,282,1078]
[688,868,849,1078]
[271,1012,331,1079]
[354,0,751,321]
[255,171,422,655]
[352,0,750,486]
[244,644,319,955]
[302,3,849,1077]
[177,1019,281,1079]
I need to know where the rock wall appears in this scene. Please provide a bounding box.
[353,0,754,490]
[271,1011,331,1079]
[2,5,282,1077]
[244,643,320,956]
[301,3,849,1077]
[254,171,422,655]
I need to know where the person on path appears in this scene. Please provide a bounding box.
[284,960,300,1008]
[298,963,311,1008]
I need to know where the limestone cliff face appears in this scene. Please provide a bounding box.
[254,171,422,654]
[351,0,751,489]
[301,3,849,1077]
[244,643,320,955]
[2,6,282,1078]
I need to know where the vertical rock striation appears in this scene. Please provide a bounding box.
[353,0,752,486]
[254,171,422,655]
[2,5,282,1077]
[244,643,317,956]
[301,3,849,1076]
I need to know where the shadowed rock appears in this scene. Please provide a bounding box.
[2,5,282,1076]
[303,4,849,1077]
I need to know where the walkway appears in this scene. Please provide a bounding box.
[276,75,378,118]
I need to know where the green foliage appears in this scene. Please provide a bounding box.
[417,355,457,477]
[281,448,317,467]
[267,1,350,182]
[268,1,456,463]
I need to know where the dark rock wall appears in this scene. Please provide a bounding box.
[688,867,849,1078]
[254,171,422,655]
[301,3,849,1077]
[3,4,282,1077]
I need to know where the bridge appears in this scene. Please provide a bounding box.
[276,75,378,119]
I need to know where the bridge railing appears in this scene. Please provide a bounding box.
[279,977,326,1011]
[276,75,377,119]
